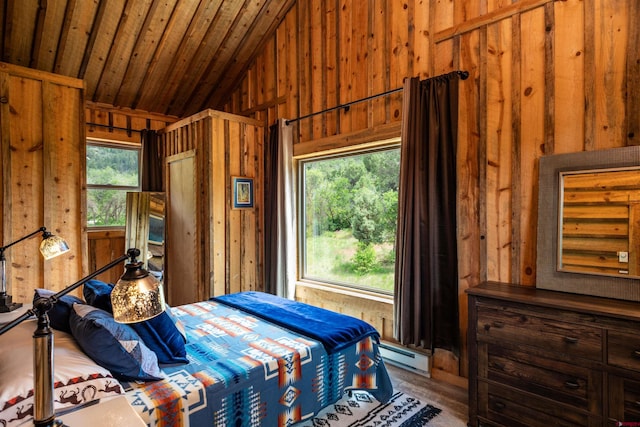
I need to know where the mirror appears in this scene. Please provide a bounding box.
[125,192,165,284]
[537,146,640,301]
[559,168,640,278]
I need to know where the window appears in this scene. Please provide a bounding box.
[300,146,400,294]
[86,141,140,227]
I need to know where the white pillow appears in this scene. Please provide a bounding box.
[0,319,124,427]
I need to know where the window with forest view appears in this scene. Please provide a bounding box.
[86,142,140,227]
[300,147,400,294]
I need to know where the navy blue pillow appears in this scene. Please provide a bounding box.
[83,279,187,365]
[132,313,188,365]
[83,279,114,312]
[69,303,163,382]
[33,289,84,333]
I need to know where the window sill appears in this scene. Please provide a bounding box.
[295,280,394,305]
[88,228,125,239]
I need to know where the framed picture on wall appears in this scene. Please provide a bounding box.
[232,177,254,209]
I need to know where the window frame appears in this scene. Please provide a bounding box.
[86,138,142,229]
[297,141,401,296]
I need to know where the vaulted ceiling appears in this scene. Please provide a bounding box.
[1,0,295,118]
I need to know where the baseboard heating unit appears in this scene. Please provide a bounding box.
[379,342,431,377]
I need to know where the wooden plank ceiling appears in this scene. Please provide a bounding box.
[1,0,294,118]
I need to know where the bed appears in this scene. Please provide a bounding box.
[0,290,392,427]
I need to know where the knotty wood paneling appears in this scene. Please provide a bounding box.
[457,29,480,380]
[485,18,514,283]
[594,0,629,151]
[3,0,296,117]
[554,0,584,155]
[518,7,546,286]
[88,229,126,284]
[628,1,640,146]
[222,1,640,381]
[55,1,100,77]
[0,62,86,300]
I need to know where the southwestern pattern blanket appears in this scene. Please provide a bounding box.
[122,297,392,426]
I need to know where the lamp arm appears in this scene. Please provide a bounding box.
[0,309,33,336]
[0,227,47,259]
[0,248,139,336]
[43,250,132,306]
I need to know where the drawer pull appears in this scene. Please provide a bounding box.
[493,401,506,411]
[564,380,580,390]
[634,401,640,407]
[632,350,640,359]
[563,336,578,344]
[492,321,504,328]
[491,362,505,371]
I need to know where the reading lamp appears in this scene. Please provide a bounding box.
[0,227,70,313]
[0,247,164,427]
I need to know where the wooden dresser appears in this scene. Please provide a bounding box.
[467,282,640,427]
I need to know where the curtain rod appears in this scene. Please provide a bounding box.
[285,70,469,126]
[86,122,146,134]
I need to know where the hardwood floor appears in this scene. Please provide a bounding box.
[386,363,469,426]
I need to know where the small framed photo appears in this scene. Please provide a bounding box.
[232,177,254,209]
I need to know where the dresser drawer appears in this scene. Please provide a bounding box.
[607,375,640,426]
[478,381,599,427]
[483,343,601,413]
[608,331,640,372]
[477,305,603,361]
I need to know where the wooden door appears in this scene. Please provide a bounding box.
[165,150,201,305]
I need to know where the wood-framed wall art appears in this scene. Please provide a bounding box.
[232,176,254,209]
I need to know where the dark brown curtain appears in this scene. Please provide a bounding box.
[264,123,279,295]
[394,74,461,354]
[263,119,296,298]
[141,129,163,192]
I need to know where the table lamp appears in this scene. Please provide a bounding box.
[0,246,164,427]
[0,227,70,312]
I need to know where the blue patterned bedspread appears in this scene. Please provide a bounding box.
[122,300,392,426]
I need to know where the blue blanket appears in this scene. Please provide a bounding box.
[212,291,380,354]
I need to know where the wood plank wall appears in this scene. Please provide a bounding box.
[85,101,177,144]
[87,229,126,284]
[221,0,640,380]
[0,62,86,300]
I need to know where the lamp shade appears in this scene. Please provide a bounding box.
[111,259,165,323]
[39,232,70,260]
